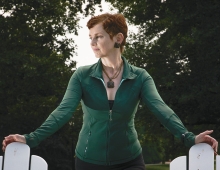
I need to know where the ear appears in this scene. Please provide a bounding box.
[114,33,124,44]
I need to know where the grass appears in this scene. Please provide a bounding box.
[146,164,169,170]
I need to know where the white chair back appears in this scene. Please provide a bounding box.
[0,142,47,170]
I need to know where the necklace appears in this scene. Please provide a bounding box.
[102,61,123,88]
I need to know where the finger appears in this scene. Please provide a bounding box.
[4,134,15,138]
[2,139,6,147]
[4,138,13,144]
[201,130,214,136]
[11,135,18,142]
[2,140,7,152]
[2,135,16,152]
[5,135,17,142]
[213,141,218,153]
[4,138,16,146]
[208,136,218,152]
[212,142,217,150]
[6,134,17,140]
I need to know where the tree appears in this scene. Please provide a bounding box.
[0,0,101,169]
[106,0,220,160]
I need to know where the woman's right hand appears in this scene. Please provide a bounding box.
[2,134,26,152]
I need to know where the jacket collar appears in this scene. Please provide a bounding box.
[89,56,137,80]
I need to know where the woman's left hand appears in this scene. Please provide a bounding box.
[195,130,218,154]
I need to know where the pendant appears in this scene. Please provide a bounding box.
[107,80,114,88]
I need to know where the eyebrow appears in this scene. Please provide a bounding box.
[89,33,103,37]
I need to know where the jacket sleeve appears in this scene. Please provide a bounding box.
[24,68,82,148]
[140,70,195,147]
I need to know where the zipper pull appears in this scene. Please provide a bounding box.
[109,110,112,121]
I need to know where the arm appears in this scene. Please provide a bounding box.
[140,70,218,152]
[2,68,82,150]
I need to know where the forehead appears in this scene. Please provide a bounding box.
[89,23,107,36]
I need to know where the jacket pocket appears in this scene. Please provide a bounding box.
[126,128,138,146]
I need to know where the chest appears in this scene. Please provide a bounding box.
[81,74,141,111]
[102,71,123,100]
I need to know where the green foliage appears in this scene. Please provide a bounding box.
[107,0,220,161]
[1,0,220,167]
[0,0,93,169]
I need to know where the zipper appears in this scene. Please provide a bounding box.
[106,120,109,165]
[106,110,112,165]
[109,110,112,121]
[96,75,111,164]
[94,77,126,165]
[106,105,112,164]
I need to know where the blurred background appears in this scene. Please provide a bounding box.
[0,0,220,169]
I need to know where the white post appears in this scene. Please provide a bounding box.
[188,143,214,170]
[30,155,48,170]
[170,156,187,170]
[216,155,220,170]
[3,142,30,170]
[0,156,3,170]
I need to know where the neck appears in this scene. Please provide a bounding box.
[101,54,122,74]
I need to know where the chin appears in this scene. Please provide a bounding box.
[94,53,104,59]
[94,55,101,59]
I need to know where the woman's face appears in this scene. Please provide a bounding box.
[89,23,117,58]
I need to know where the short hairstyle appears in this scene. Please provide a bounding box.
[87,13,128,53]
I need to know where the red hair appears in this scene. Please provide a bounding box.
[87,13,128,53]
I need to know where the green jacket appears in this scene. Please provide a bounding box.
[24,56,195,165]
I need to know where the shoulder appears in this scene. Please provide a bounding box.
[73,62,98,77]
[128,63,151,78]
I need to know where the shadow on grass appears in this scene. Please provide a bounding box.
[146,164,169,170]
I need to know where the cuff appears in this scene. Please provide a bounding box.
[181,132,196,148]
[23,134,39,148]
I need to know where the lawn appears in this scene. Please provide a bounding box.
[146,164,169,170]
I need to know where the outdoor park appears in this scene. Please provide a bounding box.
[0,0,219,170]
[146,164,169,170]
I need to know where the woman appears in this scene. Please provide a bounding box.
[2,13,218,170]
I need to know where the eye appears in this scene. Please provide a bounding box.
[96,36,103,39]
[89,35,103,40]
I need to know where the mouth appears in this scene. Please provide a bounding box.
[93,49,100,52]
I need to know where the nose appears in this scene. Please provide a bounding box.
[90,38,96,46]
